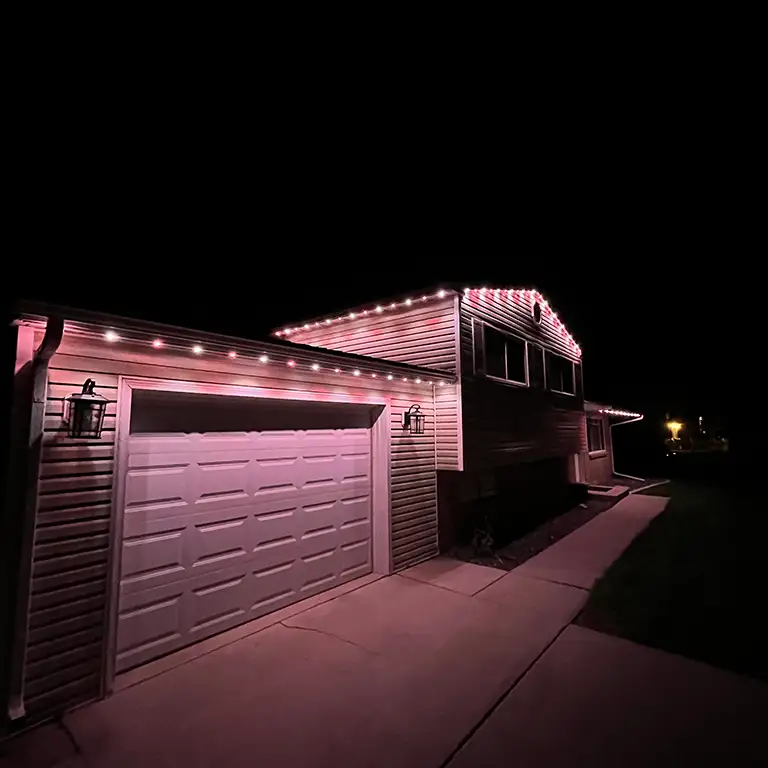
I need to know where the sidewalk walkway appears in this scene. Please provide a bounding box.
[9,492,761,768]
[513,492,668,589]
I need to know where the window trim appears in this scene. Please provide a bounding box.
[587,415,607,456]
[473,321,529,387]
[545,350,576,397]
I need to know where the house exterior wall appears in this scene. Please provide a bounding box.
[583,412,614,485]
[19,329,441,722]
[459,291,585,472]
[284,295,462,470]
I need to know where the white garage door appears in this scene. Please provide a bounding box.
[115,396,373,673]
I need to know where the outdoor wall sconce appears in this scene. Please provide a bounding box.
[64,379,108,439]
[401,404,425,434]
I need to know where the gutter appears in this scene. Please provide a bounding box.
[5,316,63,721]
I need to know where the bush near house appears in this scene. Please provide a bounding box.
[577,481,768,681]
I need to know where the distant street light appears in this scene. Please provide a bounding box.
[666,420,683,440]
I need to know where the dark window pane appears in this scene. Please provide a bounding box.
[506,335,526,383]
[484,326,507,379]
[528,344,545,388]
[587,417,605,452]
[473,320,484,374]
[546,352,575,394]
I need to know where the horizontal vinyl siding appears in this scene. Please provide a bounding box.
[461,379,586,471]
[434,382,462,471]
[459,291,581,370]
[459,292,585,471]
[286,297,458,372]
[24,334,437,719]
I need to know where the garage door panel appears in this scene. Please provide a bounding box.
[117,422,372,674]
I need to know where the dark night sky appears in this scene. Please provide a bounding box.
[7,96,755,441]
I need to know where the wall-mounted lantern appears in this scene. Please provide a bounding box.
[401,404,425,434]
[64,379,108,439]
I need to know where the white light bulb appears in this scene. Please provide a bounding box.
[192,345,203,355]
[259,355,268,363]
[152,339,163,348]
[326,319,332,324]
[105,331,119,342]
[387,375,393,380]
[416,378,422,384]
[349,313,356,319]
[439,381,445,386]
[334,368,341,373]
[287,360,296,367]
[228,351,237,359]
[437,290,446,298]
[353,370,361,376]
[405,299,413,306]
[371,373,377,378]
[376,305,383,312]
[311,363,320,371]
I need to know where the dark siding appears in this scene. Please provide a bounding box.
[584,411,614,485]
[460,291,585,470]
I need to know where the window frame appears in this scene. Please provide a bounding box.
[472,320,529,388]
[587,415,607,456]
[545,350,576,396]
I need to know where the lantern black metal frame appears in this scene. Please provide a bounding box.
[401,404,425,434]
[64,378,109,439]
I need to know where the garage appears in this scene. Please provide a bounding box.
[115,390,378,672]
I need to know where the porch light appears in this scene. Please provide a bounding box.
[402,404,425,434]
[64,379,108,439]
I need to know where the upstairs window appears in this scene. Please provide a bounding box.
[476,324,527,385]
[546,352,575,395]
[587,416,606,453]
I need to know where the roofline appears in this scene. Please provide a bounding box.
[13,299,456,382]
[272,284,581,357]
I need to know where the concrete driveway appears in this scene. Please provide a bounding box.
[6,493,764,767]
[36,564,585,768]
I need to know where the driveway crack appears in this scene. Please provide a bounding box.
[279,621,378,655]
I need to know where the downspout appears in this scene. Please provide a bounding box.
[610,414,645,482]
[6,317,64,721]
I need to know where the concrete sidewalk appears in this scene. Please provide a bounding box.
[11,490,752,768]
[448,625,768,766]
[513,492,668,589]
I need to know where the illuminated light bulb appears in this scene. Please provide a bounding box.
[152,339,164,348]
[376,305,383,313]
[371,373,377,378]
[390,302,396,309]
[228,351,237,359]
[416,378,422,384]
[192,345,203,355]
[315,322,320,327]
[480,287,487,293]
[353,369,361,376]
[463,287,470,294]
[283,328,291,335]
[311,363,320,371]
[259,355,268,363]
[363,310,369,315]
[437,290,446,298]
[334,368,341,373]
[326,319,332,324]
[405,299,413,306]
[287,360,296,367]
[105,331,119,342]
[349,313,356,319]
[439,381,445,386]
[304,324,310,330]
[387,375,393,380]
[402,377,408,382]
[275,331,283,336]
[421,295,427,301]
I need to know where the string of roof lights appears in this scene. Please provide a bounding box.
[95,329,445,386]
[274,286,581,357]
[599,409,642,418]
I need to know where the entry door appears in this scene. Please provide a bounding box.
[115,410,372,673]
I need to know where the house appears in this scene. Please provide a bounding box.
[1,287,639,726]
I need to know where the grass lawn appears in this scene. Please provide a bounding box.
[577,480,768,681]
